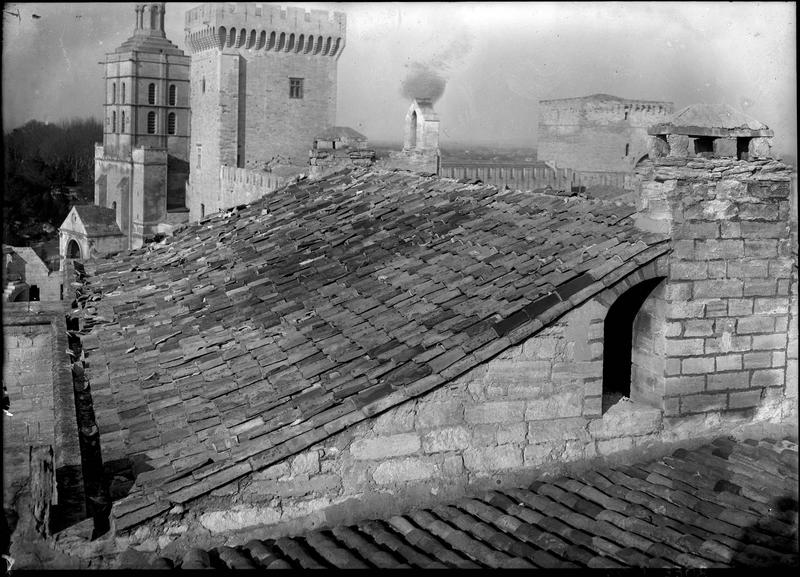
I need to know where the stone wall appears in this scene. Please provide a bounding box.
[635,157,795,418]
[538,96,672,174]
[218,167,286,211]
[3,303,77,508]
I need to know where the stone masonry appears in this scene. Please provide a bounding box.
[635,157,796,418]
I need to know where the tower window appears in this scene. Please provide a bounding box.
[289,77,304,99]
[169,84,177,106]
[148,83,156,105]
[111,82,116,104]
[112,111,117,132]
[147,111,157,134]
[625,143,630,156]
[168,112,176,135]
[122,82,126,104]
[121,111,125,131]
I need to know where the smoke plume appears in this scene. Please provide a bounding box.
[400,62,447,103]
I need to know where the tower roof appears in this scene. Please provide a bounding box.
[114,3,185,56]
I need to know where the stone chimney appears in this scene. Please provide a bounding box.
[633,104,797,419]
[380,99,441,175]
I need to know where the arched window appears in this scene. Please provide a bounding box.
[278,32,285,51]
[112,201,117,211]
[67,239,81,259]
[112,111,117,132]
[147,111,157,134]
[111,82,116,103]
[287,33,295,52]
[148,83,156,105]
[121,110,125,131]
[625,143,630,156]
[324,36,332,55]
[297,34,304,53]
[268,31,276,50]
[169,84,177,106]
[256,30,266,50]
[168,112,176,135]
[602,277,666,412]
[122,82,126,103]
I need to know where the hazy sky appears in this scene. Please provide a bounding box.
[2,2,796,156]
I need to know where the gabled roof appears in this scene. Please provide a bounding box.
[315,126,368,142]
[118,436,799,569]
[69,205,123,237]
[72,168,669,529]
[648,103,773,138]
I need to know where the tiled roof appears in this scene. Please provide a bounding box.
[72,167,670,529]
[668,103,768,131]
[72,205,123,237]
[120,436,799,569]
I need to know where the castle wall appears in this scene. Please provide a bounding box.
[185,2,345,222]
[538,97,672,174]
[219,166,286,210]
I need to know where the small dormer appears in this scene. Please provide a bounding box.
[646,103,774,161]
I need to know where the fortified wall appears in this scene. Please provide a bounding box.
[185,2,345,221]
[538,94,673,194]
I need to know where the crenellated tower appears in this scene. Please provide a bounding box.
[184,2,346,221]
[94,2,191,250]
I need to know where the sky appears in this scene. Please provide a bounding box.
[2,2,796,157]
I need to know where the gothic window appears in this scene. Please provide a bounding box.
[121,111,126,131]
[111,82,116,103]
[169,84,177,106]
[122,82,126,103]
[168,112,176,135]
[112,111,117,132]
[147,111,157,134]
[290,78,304,99]
[148,83,156,105]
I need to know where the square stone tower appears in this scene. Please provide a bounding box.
[94,3,191,250]
[184,2,346,221]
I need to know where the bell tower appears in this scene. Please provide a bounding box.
[94,2,191,250]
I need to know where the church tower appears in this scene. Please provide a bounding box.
[94,3,191,249]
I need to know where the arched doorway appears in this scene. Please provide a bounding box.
[602,277,666,412]
[409,111,417,149]
[67,239,82,259]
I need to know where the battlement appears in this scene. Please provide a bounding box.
[185,2,345,55]
[220,165,285,190]
[539,94,673,126]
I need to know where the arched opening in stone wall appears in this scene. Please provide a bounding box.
[409,111,418,149]
[602,276,666,413]
[67,239,82,260]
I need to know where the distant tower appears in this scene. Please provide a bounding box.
[381,99,440,174]
[94,2,191,249]
[184,2,346,221]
